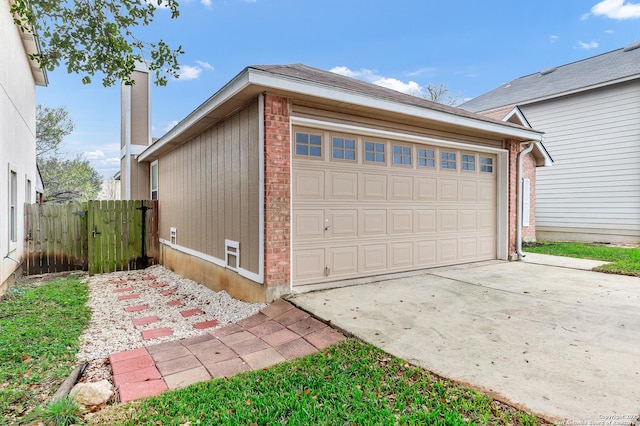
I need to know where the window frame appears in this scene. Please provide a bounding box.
[363,140,386,165]
[461,153,476,172]
[331,135,357,162]
[8,165,18,251]
[294,131,323,159]
[150,160,158,200]
[480,156,494,173]
[440,151,457,171]
[417,147,436,169]
[391,143,412,167]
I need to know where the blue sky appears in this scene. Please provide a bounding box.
[35,0,640,179]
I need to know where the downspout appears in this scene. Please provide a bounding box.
[516,141,536,258]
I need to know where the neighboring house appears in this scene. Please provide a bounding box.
[460,42,640,243]
[0,0,47,294]
[124,64,551,302]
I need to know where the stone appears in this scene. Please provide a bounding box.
[69,380,114,406]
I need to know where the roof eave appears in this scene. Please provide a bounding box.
[138,67,543,162]
[19,28,48,86]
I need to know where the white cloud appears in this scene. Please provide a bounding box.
[163,120,179,132]
[577,40,599,49]
[175,61,215,81]
[591,0,640,19]
[84,149,106,160]
[581,12,591,20]
[605,29,616,33]
[330,66,424,96]
[550,34,560,42]
[146,0,170,9]
[407,66,436,77]
[200,0,212,6]
[195,60,214,70]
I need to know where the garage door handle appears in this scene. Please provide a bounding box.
[324,225,333,231]
[324,219,332,231]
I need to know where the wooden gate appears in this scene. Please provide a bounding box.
[24,200,158,275]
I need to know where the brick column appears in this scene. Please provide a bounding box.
[263,95,291,288]
[522,154,537,242]
[506,139,519,258]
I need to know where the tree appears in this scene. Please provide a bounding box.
[423,83,463,107]
[36,104,103,202]
[10,0,183,86]
[36,105,74,158]
[39,157,103,202]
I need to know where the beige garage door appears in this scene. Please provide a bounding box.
[292,128,497,286]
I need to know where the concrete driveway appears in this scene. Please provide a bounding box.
[288,260,640,423]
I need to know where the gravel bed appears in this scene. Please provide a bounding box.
[77,265,266,382]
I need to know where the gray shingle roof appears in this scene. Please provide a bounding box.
[459,42,640,113]
[248,64,527,129]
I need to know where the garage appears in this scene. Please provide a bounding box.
[292,126,498,286]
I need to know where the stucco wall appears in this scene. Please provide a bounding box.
[0,0,38,293]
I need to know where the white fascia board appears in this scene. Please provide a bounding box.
[503,107,531,128]
[138,71,252,162]
[248,70,543,141]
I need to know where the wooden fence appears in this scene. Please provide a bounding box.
[24,200,158,275]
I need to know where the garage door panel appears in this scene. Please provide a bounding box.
[459,180,478,202]
[360,244,387,272]
[439,179,458,202]
[478,181,495,202]
[459,210,477,231]
[415,240,437,265]
[415,177,437,201]
[389,209,413,235]
[438,239,458,263]
[329,209,358,237]
[415,209,437,233]
[329,246,358,275]
[478,236,496,257]
[294,169,324,199]
[293,210,325,239]
[360,173,387,200]
[328,172,358,200]
[293,248,325,281]
[389,175,413,201]
[360,210,387,236]
[389,242,413,268]
[439,209,458,232]
[460,237,478,260]
[478,210,495,230]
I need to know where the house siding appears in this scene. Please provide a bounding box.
[1,0,38,293]
[158,99,261,275]
[521,80,640,242]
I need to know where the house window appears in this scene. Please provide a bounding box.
[417,148,435,168]
[295,132,322,157]
[392,145,412,166]
[364,141,385,163]
[26,178,32,204]
[441,151,456,170]
[332,137,356,161]
[462,154,476,171]
[480,156,494,173]
[9,169,17,246]
[150,160,158,200]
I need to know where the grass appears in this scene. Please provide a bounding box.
[91,339,542,426]
[0,275,90,425]
[27,397,84,426]
[523,241,640,276]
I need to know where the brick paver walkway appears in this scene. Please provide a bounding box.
[109,299,346,402]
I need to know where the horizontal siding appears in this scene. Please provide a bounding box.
[522,80,640,237]
[158,99,260,274]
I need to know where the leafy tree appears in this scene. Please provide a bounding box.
[36,105,74,159]
[10,0,183,86]
[36,105,102,202]
[424,83,462,106]
[39,157,103,202]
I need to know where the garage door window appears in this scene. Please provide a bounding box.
[417,148,435,168]
[462,154,476,171]
[392,145,412,166]
[295,132,322,158]
[441,151,457,170]
[364,141,385,164]
[332,137,356,161]
[480,156,494,173]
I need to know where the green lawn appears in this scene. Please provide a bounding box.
[91,339,542,426]
[523,241,640,276]
[0,275,90,425]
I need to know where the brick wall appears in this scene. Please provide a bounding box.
[263,94,291,288]
[506,139,537,258]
